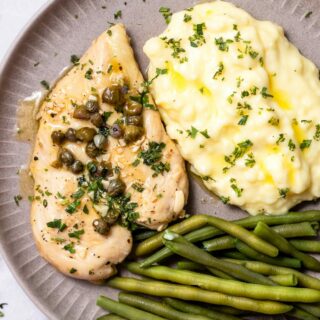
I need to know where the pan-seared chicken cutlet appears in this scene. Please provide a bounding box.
[30,24,188,280]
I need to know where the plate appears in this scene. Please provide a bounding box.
[0,0,320,319]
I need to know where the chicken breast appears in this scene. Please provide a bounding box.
[30,24,188,280]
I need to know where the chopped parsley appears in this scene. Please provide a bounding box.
[138,142,170,176]
[102,111,113,122]
[184,13,192,22]
[268,117,280,126]
[279,188,289,198]
[63,243,76,254]
[159,7,172,24]
[69,268,77,274]
[68,229,84,240]
[305,11,313,19]
[70,55,80,65]
[261,87,273,98]
[84,68,93,80]
[245,152,256,168]
[83,204,89,214]
[65,199,81,214]
[189,23,206,47]
[47,219,67,232]
[114,10,122,19]
[200,129,210,138]
[220,196,230,204]
[14,195,22,206]
[314,124,320,141]
[230,178,243,197]
[288,139,296,151]
[300,139,312,150]
[215,37,233,52]
[213,62,224,79]
[224,139,253,171]
[186,126,198,139]
[43,199,48,208]
[40,80,50,90]
[161,37,188,63]
[132,183,144,192]
[238,115,248,125]
[132,159,140,167]
[276,133,285,145]
[71,188,85,199]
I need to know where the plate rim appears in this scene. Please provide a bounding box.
[0,2,59,319]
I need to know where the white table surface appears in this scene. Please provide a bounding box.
[0,2,49,319]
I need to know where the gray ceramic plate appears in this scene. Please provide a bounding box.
[0,0,320,319]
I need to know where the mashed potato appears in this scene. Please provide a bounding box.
[144,1,320,215]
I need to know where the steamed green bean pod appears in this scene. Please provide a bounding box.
[164,298,240,320]
[235,240,302,269]
[162,231,275,285]
[135,211,320,257]
[203,221,319,252]
[96,296,165,320]
[126,262,320,303]
[97,315,126,320]
[290,240,320,253]
[287,307,319,320]
[297,303,320,317]
[223,259,320,290]
[118,292,213,320]
[107,277,292,314]
[269,274,298,286]
[254,222,320,271]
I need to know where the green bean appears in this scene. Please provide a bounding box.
[203,222,319,252]
[206,267,235,279]
[162,232,275,285]
[208,306,246,316]
[135,215,208,256]
[97,315,126,320]
[235,240,301,269]
[287,307,319,320]
[176,261,206,271]
[118,292,212,320]
[134,230,158,241]
[135,211,320,257]
[269,274,298,286]
[254,222,320,271]
[164,298,240,320]
[222,251,248,260]
[126,262,320,303]
[96,296,165,320]
[205,216,278,257]
[272,222,319,238]
[107,277,292,314]
[297,303,320,317]
[140,226,219,268]
[223,259,320,290]
[290,240,320,253]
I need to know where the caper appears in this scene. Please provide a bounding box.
[110,123,123,139]
[123,101,143,116]
[123,125,144,143]
[75,127,96,142]
[93,134,107,150]
[90,113,104,127]
[96,161,112,178]
[65,128,77,142]
[85,100,99,113]
[92,218,110,235]
[107,178,126,197]
[102,84,125,110]
[85,141,100,158]
[104,210,120,225]
[73,105,91,120]
[70,160,84,174]
[126,115,143,127]
[51,130,65,145]
[58,148,75,166]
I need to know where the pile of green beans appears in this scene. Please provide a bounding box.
[96,211,320,320]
